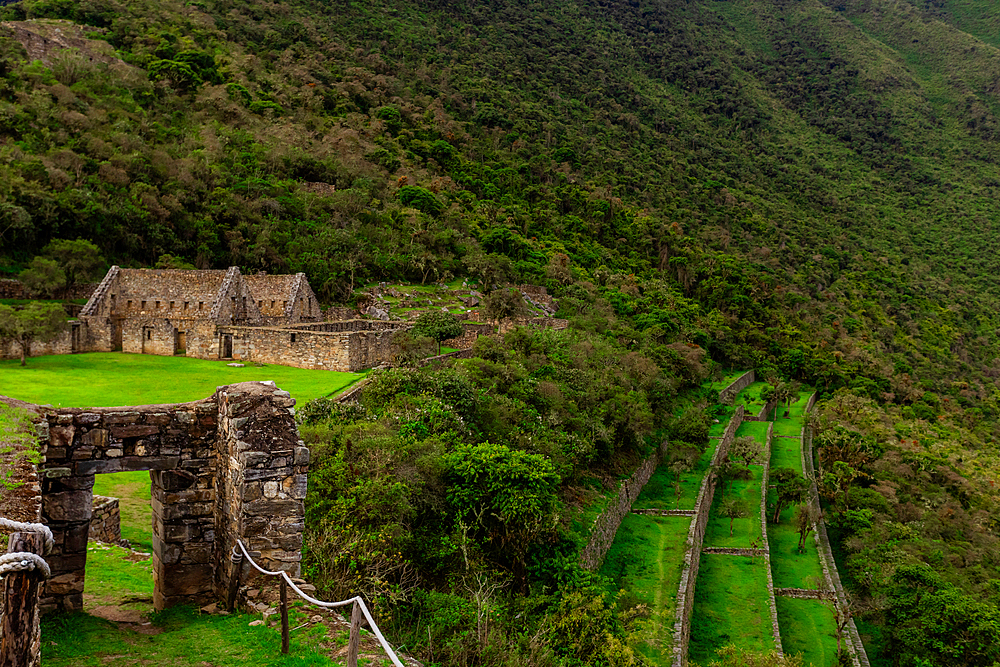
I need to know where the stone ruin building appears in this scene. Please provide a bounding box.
[3,381,306,613]
[7,266,407,372]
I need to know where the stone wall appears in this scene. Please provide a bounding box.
[122,318,218,359]
[89,496,122,545]
[324,307,360,321]
[579,441,668,570]
[442,322,494,350]
[719,370,755,403]
[759,422,783,655]
[3,381,308,614]
[213,383,306,601]
[220,324,402,372]
[671,405,744,666]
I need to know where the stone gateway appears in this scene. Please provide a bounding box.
[3,381,308,613]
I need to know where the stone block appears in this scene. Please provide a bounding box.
[46,572,85,596]
[44,491,94,522]
[76,459,122,475]
[283,474,308,500]
[55,414,74,425]
[180,542,213,564]
[50,425,76,449]
[155,562,214,598]
[277,535,303,551]
[103,411,141,424]
[122,456,179,471]
[153,539,183,565]
[64,522,90,552]
[46,553,87,573]
[146,413,172,425]
[244,466,292,481]
[263,481,279,499]
[162,523,195,542]
[243,482,262,502]
[71,446,94,460]
[111,424,160,438]
[46,447,68,461]
[243,499,303,517]
[74,413,102,425]
[43,474,95,492]
[43,466,72,478]
[293,446,310,465]
[81,428,109,448]
[151,469,197,491]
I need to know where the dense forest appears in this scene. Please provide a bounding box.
[5,0,1000,664]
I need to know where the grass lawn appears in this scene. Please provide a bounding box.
[636,439,719,512]
[93,471,154,553]
[601,513,690,665]
[775,597,840,667]
[767,506,825,589]
[733,381,771,417]
[688,554,775,662]
[770,434,802,474]
[0,352,363,408]
[49,541,339,667]
[704,469,763,548]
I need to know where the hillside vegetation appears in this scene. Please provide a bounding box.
[5,0,1000,664]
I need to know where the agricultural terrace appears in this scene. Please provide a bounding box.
[766,390,841,666]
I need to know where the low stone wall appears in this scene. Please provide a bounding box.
[323,307,359,321]
[419,349,474,366]
[775,588,834,600]
[759,422,783,655]
[719,370,754,403]
[220,324,402,372]
[579,441,668,571]
[89,496,122,545]
[701,547,766,556]
[442,322,493,350]
[802,394,870,667]
[671,404,744,666]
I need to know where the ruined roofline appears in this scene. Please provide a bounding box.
[80,265,120,316]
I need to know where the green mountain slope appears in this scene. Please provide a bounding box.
[5,0,1000,662]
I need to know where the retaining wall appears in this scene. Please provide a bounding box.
[719,370,754,403]
[671,404,744,666]
[801,394,869,667]
[89,495,122,545]
[579,441,669,570]
[760,422,783,654]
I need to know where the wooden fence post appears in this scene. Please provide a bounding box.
[280,578,289,655]
[226,548,244,611]
[346,599,362,667]
[1,532,44,667]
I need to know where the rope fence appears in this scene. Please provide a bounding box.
[232,539,405,667]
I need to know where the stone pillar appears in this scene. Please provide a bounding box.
[39,471,94,613]
[213,382,308,601]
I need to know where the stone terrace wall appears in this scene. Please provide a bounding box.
[291,320,402,333]
[89,496,122,545]
[324,307,360,321]
[760,422,782,655]
[579,441,668,570]
[220,325,400,372]
[719,370,754,403]
[671,404,744,667]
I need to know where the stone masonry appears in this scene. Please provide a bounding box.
[2,381,307,614]
[89,496,122,545]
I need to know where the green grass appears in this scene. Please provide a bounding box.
[710,370,750,392]
[775,597,840,667]
[688,554,775,662]
[733,381,771,417]
[42,605,337,666]
[0,352,363,407]
[636,439,719,512]
[767,506,825,589]
[84,542,153,609]
[704,469,763,548]
[769,434,802,474]
[601,513,690,665]
[93,471,154,553]
[50,541,339,666]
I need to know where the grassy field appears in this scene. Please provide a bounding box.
[704,471,764,548]
[601,513,691,664]
[93,472,154,553]
[688,554,775,662]
[770,434,802,474]
[767,505,824,589]
[635,439,719,512]
[0,352,363,407]
[775,597,840,667]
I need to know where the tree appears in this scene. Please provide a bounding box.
[770,467,807,523]
[482,287,529,333]
[411,310,463,355]
[720,496,749,537]
[155,253,195,269]
[822,461,859,513]
[794,504,818,552]
[0,302,68,366]
[42,239,104,295]
[19,257,65,299]
[715,458,749,498]
[668,446,699,509]
[729,435,761,472]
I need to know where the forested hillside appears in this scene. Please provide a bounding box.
[5,0,1000,664]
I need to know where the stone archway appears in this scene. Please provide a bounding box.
[35,382,308,613]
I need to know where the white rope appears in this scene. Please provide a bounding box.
[0,552,51,579]
[0,518,54,555]
[235,540,405,667]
